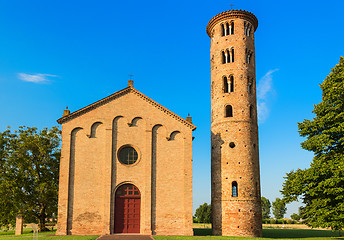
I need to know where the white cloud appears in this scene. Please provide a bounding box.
[17,73,58,83]
[257,69,278,123]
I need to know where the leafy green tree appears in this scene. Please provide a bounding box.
[0,126,60,231]
[281,57,344,232]
[261,196,271,219]
[272,198,287,219]
[290,213,300,221]
[194,203,212,223]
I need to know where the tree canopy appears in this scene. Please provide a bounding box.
[194,203,212,223]
[272,198,287,219]
[281,57,344,231]
[0,126,60,231]
[261,196,271,219]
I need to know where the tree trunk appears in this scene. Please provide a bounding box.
[38,206,46,232]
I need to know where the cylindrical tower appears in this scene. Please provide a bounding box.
[207,10,262,237]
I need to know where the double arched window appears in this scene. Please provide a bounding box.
[244,22,252,36]
[246,48,253,64]
[221,21,234,36]
[223,75,234,93]
[222,49,234,64]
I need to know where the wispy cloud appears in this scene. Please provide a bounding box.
[257,69,278,123]
[17,73,58,84]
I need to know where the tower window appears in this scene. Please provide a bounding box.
[232,181,238,197]
[223,76,234,93]
[246,49,253,64]
[221,22,233,36]
[223,76,228,93]
[250,105,253,118]
[231,48,234,62]
[229,75,234,92]
[222,49,233,64]
[248,77,253,93]
[225,105,233,117]
[244,22,252,36]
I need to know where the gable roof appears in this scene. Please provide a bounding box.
[57,86,197,130]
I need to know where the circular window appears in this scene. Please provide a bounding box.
[118,146,138,165]
[229,142,236,148]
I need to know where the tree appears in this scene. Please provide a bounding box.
[290,213,300,221]
[272,198,287,219]
[194,203,212,223]
[261,196,271,219]
[281,57,344,232]
[0,126,60,231]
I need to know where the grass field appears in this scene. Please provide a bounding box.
[154,228,344,240]
[0,228,98,240]
[1,227,343,240]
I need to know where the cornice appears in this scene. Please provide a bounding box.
[57,87,196,131]
[206,9,258,37]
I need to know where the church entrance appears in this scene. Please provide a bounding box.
[114,184,141,233]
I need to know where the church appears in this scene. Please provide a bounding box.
[56,80,196,235]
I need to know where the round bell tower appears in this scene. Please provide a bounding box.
[207,10,262,237]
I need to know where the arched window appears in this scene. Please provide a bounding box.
[222,51,226,64]
[248,77,252,93]
[231,48,234,62]
[244,22,252,36]
[225,105,233,117]
[231,21,234,35]
[246,49,252,64]
[229,75,234,92]
[223,76,228,93]
[226,49,231,63]
[232,181,238,197]
[226,22,230,35]
[221,24,225,36]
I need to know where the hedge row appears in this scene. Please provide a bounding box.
[262,219,299,224]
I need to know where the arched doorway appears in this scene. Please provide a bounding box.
[115,184,141,233]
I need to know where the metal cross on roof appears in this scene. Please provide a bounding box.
[230,3,234,9]
[129,74,134,80]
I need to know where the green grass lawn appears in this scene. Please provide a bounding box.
[153,228,344,240]
[0,228,98,240]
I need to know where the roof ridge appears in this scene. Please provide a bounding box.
[57,87,196,130]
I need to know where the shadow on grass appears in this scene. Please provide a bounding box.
[194,228,343,238]
[263,228,342,238]
[193,228,212,236]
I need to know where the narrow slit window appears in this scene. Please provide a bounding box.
[222,51,226,64]
[231,48,234,62]
[223,76,228,93]
[229,75,234,92]
[225,105,233,117]
[226,22,230,36]
[232,181,238,197]
[250,105,253,118]
[231,21,234,35]
[221,24,225,36]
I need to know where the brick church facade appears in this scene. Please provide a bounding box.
[56,81,196,236]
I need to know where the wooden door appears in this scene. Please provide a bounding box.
[115,184,140,233]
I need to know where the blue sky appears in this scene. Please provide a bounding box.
[1,0,344,218]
